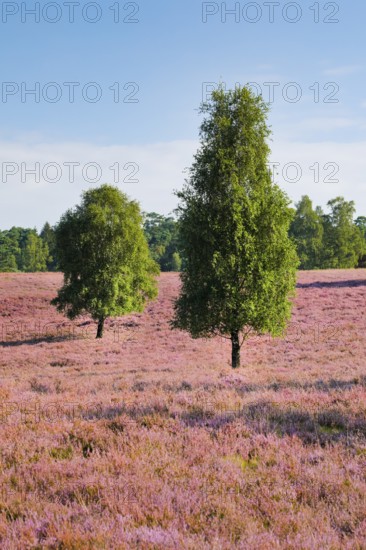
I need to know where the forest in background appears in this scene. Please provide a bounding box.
[0,195,365,273]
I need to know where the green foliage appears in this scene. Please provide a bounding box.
[1,196,364,274]
[172,85,299,368]
[0,227,49,272]
[20,232,49,272]
[171,252,182,272]
[355,216,366,238]
[289,196,324,269]
[289,197,365,270]
[320,197,365,269]
[1,227,29,270]
[40,222,58,271]
[143,212,182,271]
[51,184,159,337]
[0,233,18,272]
[355,216,366,267]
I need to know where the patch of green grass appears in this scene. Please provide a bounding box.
[49,445,73,461]
[224,454,259,471]
[318,425,344,435]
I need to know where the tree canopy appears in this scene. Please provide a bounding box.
[289,196,365,269]
[40,222,58,271]
[0,227,49,273]
[51,184,159,338]
[172,86,299,368]
[1,196,365,274]
[143,212,182,271]
[289,195,324,269]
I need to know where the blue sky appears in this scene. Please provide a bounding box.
[0,0,365,229]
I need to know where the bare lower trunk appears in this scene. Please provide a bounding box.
[96,317,105,339]
[231,330,240,369]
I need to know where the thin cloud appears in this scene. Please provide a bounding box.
[0,137,365,231]
[0,139,198,230]
[270,140,366,216]
[323,65,363,76]
[298,117,357,131]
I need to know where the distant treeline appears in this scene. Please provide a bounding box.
[0,213,183,273]
[0,224,56,273]
[142,212,182,272]
[0,196,365,273]
[289,196,366,269]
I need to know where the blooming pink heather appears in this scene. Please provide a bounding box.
[0,270,365,548]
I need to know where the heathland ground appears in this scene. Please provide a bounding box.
[0,270,365,548]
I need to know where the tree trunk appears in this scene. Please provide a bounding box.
[96,317,105,339]
[231,330,240,369]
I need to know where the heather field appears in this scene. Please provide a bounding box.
[0,270,365,549]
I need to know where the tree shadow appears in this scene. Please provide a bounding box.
[232,376,366,396]
[0,321,137,347]
[0,335,81,347]
[163,377,366,397]
[71,391,366,448]
[180,400,366,446]
[297,280,366,289]
[78,402,170,425]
